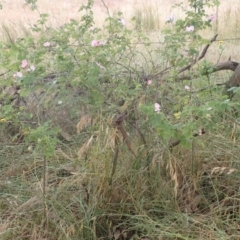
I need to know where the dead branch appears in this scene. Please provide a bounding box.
[176,59,239,82]
[214,59,238,72]
[178,34,218,74]
[149,34,219,81]
[226,63,240,88]
[223,63,240,98]
[115,114,137,157]
[197,35,218,61]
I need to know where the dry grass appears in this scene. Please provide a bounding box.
[0,0,240,67]
[1,0,240,62]
[1,123,240,239]
[1,0,239,31]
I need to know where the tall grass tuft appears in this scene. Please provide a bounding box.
[133,3,162,31]
[0,22,32,43]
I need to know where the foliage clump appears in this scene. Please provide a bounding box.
[1,0,240,239]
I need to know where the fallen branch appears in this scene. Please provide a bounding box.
[223,62,240,98]
[214,58,238,72]
[176,58,239,82]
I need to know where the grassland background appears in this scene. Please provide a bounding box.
[1,0,240,62]
[1,0,238,28]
